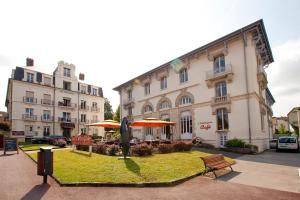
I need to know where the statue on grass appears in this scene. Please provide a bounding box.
[120,117,130,159]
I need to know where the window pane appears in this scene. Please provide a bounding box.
[217,109,223,130]
[223,110,229,129]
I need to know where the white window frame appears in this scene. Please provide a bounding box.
[144,83,150,95]
[214,55,225,74]
[160,76,167,90]
[215,81,227,97]
[216,108,229,131]
[27,73,34,83]
[180,96,192,105]
[160,101,169,110]
[64,68,71,77]
[144,105,152,113]
[179,68,188,83]
[92,88,98,96]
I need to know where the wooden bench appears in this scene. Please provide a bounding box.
[200,154,234,178]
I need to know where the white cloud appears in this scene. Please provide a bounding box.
[266,38,300,116]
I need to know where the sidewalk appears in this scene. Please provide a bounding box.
[1,150,300,200]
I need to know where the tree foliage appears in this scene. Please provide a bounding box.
[104,98,114,120]
[113,105,120,122]
[278,124,287,134]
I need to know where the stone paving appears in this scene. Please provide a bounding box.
[1,149,300,200]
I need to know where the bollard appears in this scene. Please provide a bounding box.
[37,147,53,184]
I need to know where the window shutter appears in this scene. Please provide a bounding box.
[98,87,103,97]
[36,72,42,83]
[88,85,91,94]
[14,67,24,81]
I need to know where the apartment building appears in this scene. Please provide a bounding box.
[5,59,104,139]
[272,116,290,133]
[114,20,275,152]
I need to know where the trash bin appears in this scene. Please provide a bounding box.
[37,147,53,183]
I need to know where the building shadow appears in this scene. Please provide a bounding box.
[124,158,141,176]
[217,171,242,181]
[195,147,300,168]
[21,184,50,200]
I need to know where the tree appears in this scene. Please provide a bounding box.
[278,124,286,134]
[113,105,120,122]
[104,98,114,120]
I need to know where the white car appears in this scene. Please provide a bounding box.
[276,136,299,152]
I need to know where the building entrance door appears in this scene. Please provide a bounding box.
[63,128,71,138]
[219,132,228,147]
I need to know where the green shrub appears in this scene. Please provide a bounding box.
[225,138,246,148]
[173,141,193,152]
[131,144,153,156]
[158,143,174,154]
[107,144,120,156]
[93,143,107,155]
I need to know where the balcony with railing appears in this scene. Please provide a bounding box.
[205,64,233,88]
[58,117,77,123]
[58,101,77,109]
[23,96,37,104]
[25,131,38,137]
[41,99,54,106]
[22,114,37,121]
[123,98,135,109]
[91,107,100,112]
[41,115,54,122]
[79,105,89,111]
[211,94,231,106]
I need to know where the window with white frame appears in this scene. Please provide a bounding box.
[214,55,225,74]
[81,85,87,94]
[216,108,229,130]
[92,88,97,96]
[215,81,227,97]
[43,110,51,120]
[43,126,50,136]
[180,96,192,105]
[127,90,132,100]
[160,101,170,109]
[160,76,167,90]
[180,111,192,134]
[144,83,150,95]
[81,114,86,122]
[25,91,34,103]
[64,68,71,77]
[144,105,153,113]
[27,73,34,83]
[179,68,188,83]
[63,81,71,91]
[145,127,153,136]
[25,108,34,116]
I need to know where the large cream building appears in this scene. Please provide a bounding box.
[114,20,275,152]
[5,60,104,139]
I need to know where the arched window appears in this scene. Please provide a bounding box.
[144,105,153,113]
[180,111,192,139]
[180,96,192,105]
[160,101,170,109]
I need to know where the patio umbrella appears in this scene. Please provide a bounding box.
[129,118,176,127]
[87,120,121,128]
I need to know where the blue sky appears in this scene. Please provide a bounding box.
[0,0,300,116]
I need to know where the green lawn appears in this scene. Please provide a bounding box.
[20,144,57,151]
[28,150,234,184]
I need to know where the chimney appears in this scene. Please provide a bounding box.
[79,73,85,81]
[26,58,34,66]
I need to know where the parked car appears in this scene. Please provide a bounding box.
[31,137,49,144]
[269,139,278,149]
[46,136,69,145]
[276,136,299,152]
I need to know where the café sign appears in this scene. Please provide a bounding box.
[199,122,212,130]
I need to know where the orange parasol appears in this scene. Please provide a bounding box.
[129,118,176,127]
[87,120,121,128]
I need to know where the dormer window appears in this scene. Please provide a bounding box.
[179,68,188,83]
[92,88,98,96]
[27,73,34,83]
[64,68,71,77]
[214,55,225,74]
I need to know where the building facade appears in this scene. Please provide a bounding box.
[5,60,104,139]
[272,116,290,133]
[114,20,275,152]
